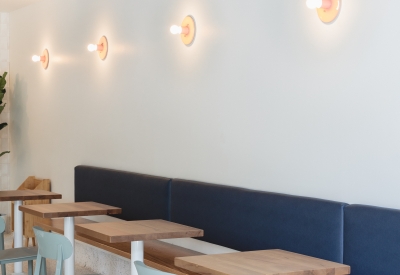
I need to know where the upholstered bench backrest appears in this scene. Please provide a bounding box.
[344,205,400,275]
[170,179,347,263]
[75,165,171,221]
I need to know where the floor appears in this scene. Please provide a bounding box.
[3,233,97,275]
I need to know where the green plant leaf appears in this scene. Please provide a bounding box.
[0,151,10,158]
[0,104,6,115]
[0,91,5,103]
[0,72,7,91]
[0,123,7,131]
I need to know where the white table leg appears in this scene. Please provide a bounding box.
[13,200,23,274]
[131,241,144,275]
[64,217,75,275]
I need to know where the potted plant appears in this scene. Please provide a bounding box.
[0,72,10,157]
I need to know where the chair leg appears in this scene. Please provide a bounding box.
[55,246,63,275]
[32,238,36,247]
[34,255,42,275]
[0,232,5,250]
[28,260,33,275]
[0,232,5,275]
[40,258,47,275]
[24,237,29,247]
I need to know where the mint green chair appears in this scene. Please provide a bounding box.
[33,226,99,275]
[134,261,176,275]
[33,226,72,275]
[0,217,44,275]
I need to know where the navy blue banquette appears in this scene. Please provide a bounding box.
[75,165,400,275]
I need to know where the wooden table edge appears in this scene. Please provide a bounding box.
[19,206,121,218]
[0,194,62,202]
[74,224,204,244]
[108,230,204,243]
[174,251,351,275]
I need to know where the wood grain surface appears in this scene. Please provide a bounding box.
[35,217,203,275]
[12,177,53,244]
[19,201,121,218]
[0,190,61,202]
[175,249,351,275]
[75,219,203,243]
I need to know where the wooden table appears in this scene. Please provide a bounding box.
[175,249,351,275]
[34,217,204,275]
[75,219,203,275]
[0,190,61,275]
[19,201,121,275]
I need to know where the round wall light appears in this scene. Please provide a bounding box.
[32,49,49,70]
[306,0,341,23]
[87,36,108,60]
[170,15,196,46]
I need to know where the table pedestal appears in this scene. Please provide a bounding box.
[131,241,144,275]
[13,200,23,275]
[64,217,75,275]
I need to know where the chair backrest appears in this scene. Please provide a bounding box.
[33,226,73,260]
[134,261,175,275]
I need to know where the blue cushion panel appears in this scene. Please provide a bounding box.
[171,179,346,263]
[344,205,400,275]
[75,166,171,221]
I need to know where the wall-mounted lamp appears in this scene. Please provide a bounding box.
[306,0,341,23]
[32,49,49,69]
[170,15,196,47]
[87,36,108,60]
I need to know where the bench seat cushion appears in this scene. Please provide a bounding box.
[344,204,400,275]
[170,179,347,263]
[75,166,171,221]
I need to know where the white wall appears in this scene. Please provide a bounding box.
[0,12,10,225]
[8,0,400,209]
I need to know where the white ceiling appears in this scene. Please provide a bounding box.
[0,0,43,12]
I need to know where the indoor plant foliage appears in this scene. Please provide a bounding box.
[0,72,10,157]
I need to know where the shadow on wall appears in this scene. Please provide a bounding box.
[10,74,31,187]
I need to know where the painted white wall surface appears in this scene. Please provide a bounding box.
[8,0,400,209]
[0,0,44,12]
[0,12,10,230]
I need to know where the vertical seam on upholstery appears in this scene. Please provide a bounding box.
[341,203,348,264]
[167,179,172,221]
[74,166,78,202]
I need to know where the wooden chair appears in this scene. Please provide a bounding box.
[12,177,51,246]
[134,261,176,275]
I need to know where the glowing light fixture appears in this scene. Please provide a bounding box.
[88,36,108,60]
[170,15,196,46]
[307,0,341,23]
[32,49,49,69]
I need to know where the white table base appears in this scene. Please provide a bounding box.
[131,241,144,275]
[13,200,23,275]
[64,217,75,275]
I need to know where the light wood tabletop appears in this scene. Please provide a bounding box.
[0,190,62,201]
[19,201,121,218]
[175,249,351,275]
[75,219,204,243]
